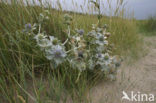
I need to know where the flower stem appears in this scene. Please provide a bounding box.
[75,71,81,83]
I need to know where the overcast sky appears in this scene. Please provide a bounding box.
[126,0,156,19]
[6,0,156,19]
[46,0,156,19]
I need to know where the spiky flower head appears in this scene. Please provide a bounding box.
[25,23,32,30]
[45,45,66,65]
[64,14,72,25]
[76,29,84,35]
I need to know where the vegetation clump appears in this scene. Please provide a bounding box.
[22,7,122,81]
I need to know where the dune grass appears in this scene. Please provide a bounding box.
[0,0,143,103]
[137,16,156,36]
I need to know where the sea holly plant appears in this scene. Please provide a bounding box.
[22,2,122,81]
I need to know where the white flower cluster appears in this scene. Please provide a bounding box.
[23,11,121,80]
[34,33,67,67]
[67,20,121,80]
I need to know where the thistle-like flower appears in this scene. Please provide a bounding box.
[96,53,112,67]
[23,23,33,33]
[76,29,84,35]
[88,30,96,37]
[103,53,112,65]
[34,33,46,40]
[45,45,66,65]
[34,33,52,48]
[25,23,32,30]
[95,34,108,46]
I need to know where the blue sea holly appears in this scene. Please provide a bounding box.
[49,36,59,45]
[76,29,84,35]
[39,39,52,48]
[103,53,112,65]
[34,33,46,40]
[45,45,66,65]
[96,53,103,60]
[23,11,122,81]
[34,33,52,49]
[25,23,32,30]
[95,34,108,46]
[101,64,110,73]
[88,30,97,37]
[23,23,36,33]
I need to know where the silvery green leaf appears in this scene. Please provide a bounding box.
[37,39,52,48]
[34,33,46,40]
[88,30,96,37]
[49,36,55,42]
[101,64,110,73]
[88,59,94,70]
[96,27,103,32]
[107,74,116,81]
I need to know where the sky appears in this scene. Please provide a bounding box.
[45,0,156,19]
[126,0,156,19]
[6,0,156,19]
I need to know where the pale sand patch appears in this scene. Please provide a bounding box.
[89,36,156,103]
